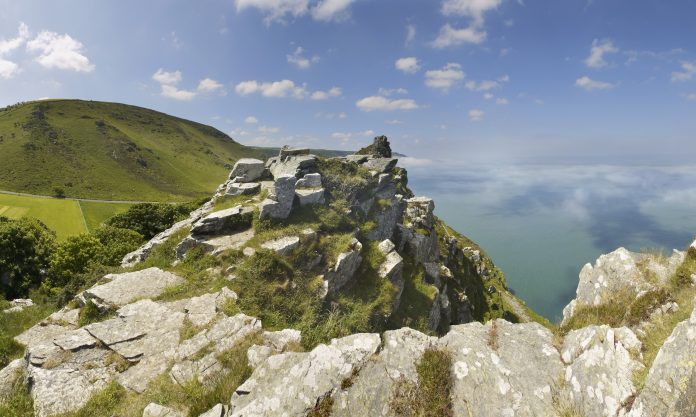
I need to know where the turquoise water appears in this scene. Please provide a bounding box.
[406,164,696,322]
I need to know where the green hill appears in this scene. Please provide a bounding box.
[0,100,263,201]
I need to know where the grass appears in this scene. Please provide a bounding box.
[390,348,454,417]
[0,292,56,368]
[79,201,133,231]
[77,299,115,327]
[0,192,86,240]
[0,379,34,417]
[0,99,264,201]
[388,258,438,333]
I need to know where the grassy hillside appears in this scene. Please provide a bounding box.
[0,100,263,201]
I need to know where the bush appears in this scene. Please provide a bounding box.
[0,217,56,298]
[106,202,198,240]
[47,234,103,288]
[92,225,143,265]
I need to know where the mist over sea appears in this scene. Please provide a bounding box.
[406,163,696,322]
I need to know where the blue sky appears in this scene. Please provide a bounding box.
[1,0,696,164]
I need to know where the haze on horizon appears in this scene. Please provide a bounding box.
[1,0,695,165]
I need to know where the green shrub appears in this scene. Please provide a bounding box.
[92,226,143,266]
[106,202,198,240]
[47,234,103,288]
[0,217,56,298]
[0,334,24,369]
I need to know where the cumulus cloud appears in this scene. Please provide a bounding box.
[26,31,94,72]
[235,79,341,100]
[245,116,259,124]
[575,76,616,91]
[0,22,29,55]
[153,69,223,100]
[356,96,420,112]
[441,0,502,24]
[585,39,618,69]
[431,24,486,48]
[671,61,696,82]
[287,46,319,69]
[395,57,420,74]
[234,0,356,23]
[425,63,465,91]
[378,87,408,96]
[469,108,484,121]
[312,0,355,21]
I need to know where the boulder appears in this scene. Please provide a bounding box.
[267,155,317,179]
[629,302,696,417]
[142,403,186,417]
[3,298,34,313]
[0,359,25,400]
[379,250,405,313]
[225,182,260,196]
[361,157,398,174]
[295,173,322,188]
[230,333,381,417]
[377,239,396,255]
[261,236,300,256]
[323,238,363,295]
[82,268,184,309]
[296,188,325,206]
[198,404,227,417]
[191,205,253,236]
[259,176,297,220]
[279,146,310,158]
[229,159,265,182]
[345,154,368,164]
[366,195,404,241]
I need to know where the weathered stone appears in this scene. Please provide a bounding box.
[345,154,368,164]
[629,302,696,417]
[377,239,396,255]
[262,329,301,351]
[379,251,404,313]
[366,195,403,241]
[361,157,398,174]
[295,188,325,205]
[83,268,184,309]
[323,238,363,295]
[143,403,186,417]
[52,329,98,351]
[175,236,214,259]
[230,333,381,417]
[261,236,300,256]
[191,205,253,236]
[47,307,80,327]
[225,182,260,196]
[0,359,24,400]
[247,344,274,369]
[268,155,317,179]
[259,176,297,220]
[279,147,310,158]
[198,404,227,417]
[229,158,265,182]
[15,323,72,348]
[3,298,33,314]
[295,173,322,188]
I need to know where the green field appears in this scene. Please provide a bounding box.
[0,193,132,240]
[0,99,263,201]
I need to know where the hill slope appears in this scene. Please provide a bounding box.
[0,100,263,201]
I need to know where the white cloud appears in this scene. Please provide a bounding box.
[441,0,502,24]
[378,87,408,96]
[496,97,509,105]
[0,22,29,55]
[406,24,416,44]
[585,39,618,69]
[235,0,311,23]
[356,96,420,112]
[26,31,94,72]
[0,59,19,79]
[395,57,420,74]
[575,75,615,91]
[235,79,340,100]
[425,63,465,91]
[431,24,486,48]
[671,61,696,82]
[287,46,319,69]
[152,69,182,85]
[245,116,259,124]
[465,79,499,91]
[332,129,375,142]
[469,108,484,121]
[312,0,355,22]
[259,125,280,133]
[310,86,342,100]
[686,93,696,101]
[161,84,197,101]
[197,78,225,93]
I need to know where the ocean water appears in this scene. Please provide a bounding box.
[405,164,696,322]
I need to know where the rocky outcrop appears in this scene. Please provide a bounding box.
[80,267,184,309]
[259,176,297,220]
[228,158,265,183]
[260,236,300,256]
[322,238,363,295]
[191,206,254,236]
[562,248,684,323]
[2,298,33,313]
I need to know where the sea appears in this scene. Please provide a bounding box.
[406,164,696,322]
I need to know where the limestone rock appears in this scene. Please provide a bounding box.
[379,250,405,314]
[259,176,297,220]
[225,182,260,197]
[323,238,363,295]
[0,359,25,400]
[267,154,317,179]
[83,268,184,309]
[366,195,403,241]
[230,333,381,417]
[377,239,396,255]
[229,158,265,182]
[143,403,186,417]
[295,173,322,188]
[279,147,310,158]
[15,323,75,348]
[296,188,325,206]
[3,298,33,314]
[629,302,696,417]
[191,205,253,236]
[345,154,368,164]
[198,404,227,417]
[361,157,398,174]
[261,236,300,256]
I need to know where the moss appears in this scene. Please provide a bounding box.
[487,320,499,351]
[78,299,115,327]
[308,395,335,417]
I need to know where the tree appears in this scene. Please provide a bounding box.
[92,225,143,266]
[47,234,103,288]
[106,202,197,239]
[0,217,56,298]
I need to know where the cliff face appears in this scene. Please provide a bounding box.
[1,138,695,417]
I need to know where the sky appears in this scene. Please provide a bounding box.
[1,0,696,165]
